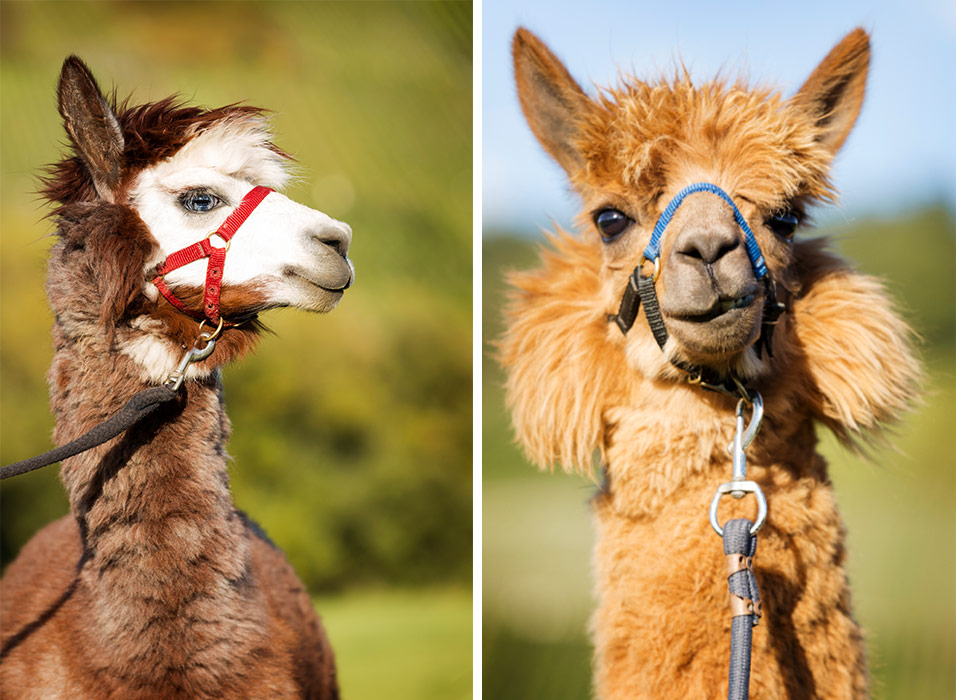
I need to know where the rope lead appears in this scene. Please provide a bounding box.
[723,518,761,700]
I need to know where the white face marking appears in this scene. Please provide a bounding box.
[130,119,354,314]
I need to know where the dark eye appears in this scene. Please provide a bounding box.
[181,190,221,213]
[766,211,799,239]
[594,208,633,242]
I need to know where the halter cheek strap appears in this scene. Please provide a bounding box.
[152,185,272,325]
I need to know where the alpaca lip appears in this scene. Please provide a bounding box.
[675,293,756,323]
[286,265,352,293]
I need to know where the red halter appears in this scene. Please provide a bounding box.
[152,186,272,325]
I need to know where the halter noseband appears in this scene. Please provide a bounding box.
[608,182,786,397]
[152,185,273,326]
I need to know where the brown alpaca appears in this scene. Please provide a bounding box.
[500,28,920,698]
[0,57,352,699]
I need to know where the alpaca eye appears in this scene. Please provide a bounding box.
[180,190,222,213]
[767,211,799,239]
[594,208,633,242]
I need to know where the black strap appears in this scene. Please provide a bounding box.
[606,268,665,343]
[608,270,642,335]
[755,277,786,360]
[637,272,668,349]
[0,385,178,480]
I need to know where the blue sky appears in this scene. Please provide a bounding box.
[481,0,956,231]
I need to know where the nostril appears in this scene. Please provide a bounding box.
[679,230,739,265]
[681,245,703,261]
[310,222,352,259]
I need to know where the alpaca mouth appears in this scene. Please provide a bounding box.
[285,259,354,293]
[672,293,756,323]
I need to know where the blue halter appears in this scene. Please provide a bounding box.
[608,182,783,399]
[643,182,768,280]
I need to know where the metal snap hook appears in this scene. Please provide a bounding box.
[163,337,216,392]
[733,393,764,456]
[163,323,219,392]
[712,390,766,536]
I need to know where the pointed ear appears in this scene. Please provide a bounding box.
[792,28,870,155]
[512,28,593,177]
[58,56,125,202]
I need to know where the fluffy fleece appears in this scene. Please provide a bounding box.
[0,56,338,699]
[500,28,920,699]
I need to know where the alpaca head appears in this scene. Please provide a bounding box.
[503,29,920,474]
[44,56,353,376]
[512,28,869,382]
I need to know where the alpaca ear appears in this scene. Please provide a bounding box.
[792,28,870,156]
[788,240,920,444]
[58,56,125,202]
[512,28,593,177]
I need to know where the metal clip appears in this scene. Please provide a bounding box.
[164,337,217,392]
[710,392,767,536]
[730,393,763,489]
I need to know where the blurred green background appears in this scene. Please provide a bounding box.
[483,206,955,699]
[0,2,471,698]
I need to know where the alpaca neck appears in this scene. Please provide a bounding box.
[602,380,824,519]
[48,321,262,670]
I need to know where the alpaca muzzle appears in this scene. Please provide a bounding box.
[607,182,786,397]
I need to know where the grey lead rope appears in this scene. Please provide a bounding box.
[710,394,765,700]
[723,518,761,700]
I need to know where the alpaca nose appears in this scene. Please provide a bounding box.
[675,223,740,266]
[311,220,352,259]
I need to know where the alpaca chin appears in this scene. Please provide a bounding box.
[624,327,769,386]
[279,255,354,313]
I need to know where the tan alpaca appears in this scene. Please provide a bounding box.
[500,28,919,698]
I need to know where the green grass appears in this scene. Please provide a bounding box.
[316,587,472,700]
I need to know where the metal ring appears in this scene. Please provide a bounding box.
[198,316,225,342]
[709,480,768,536]
[205,230,231,252]
[638,255,661,283]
